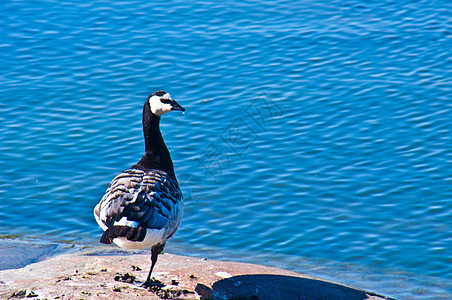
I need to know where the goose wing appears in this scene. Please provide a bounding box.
[94,168,182,232]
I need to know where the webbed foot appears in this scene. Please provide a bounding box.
[141,277,165,290]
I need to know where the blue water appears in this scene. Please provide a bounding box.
[1,0,451,298]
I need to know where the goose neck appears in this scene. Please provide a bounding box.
[143,112,163,153]
[139,105,174,175]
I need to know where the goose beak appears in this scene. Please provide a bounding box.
[171,100,185,112]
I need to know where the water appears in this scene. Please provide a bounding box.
[1,0,451,298]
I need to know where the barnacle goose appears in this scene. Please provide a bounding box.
[94,91,185,288]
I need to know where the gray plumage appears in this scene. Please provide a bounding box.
[95,168,182,235]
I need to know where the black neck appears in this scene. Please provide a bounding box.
[137,101,175,176]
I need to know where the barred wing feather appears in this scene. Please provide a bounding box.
[95,168,182,233]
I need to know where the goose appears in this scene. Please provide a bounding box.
[94,91,185,288]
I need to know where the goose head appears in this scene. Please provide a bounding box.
[148,91,185,116]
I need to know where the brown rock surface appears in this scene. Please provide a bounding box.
[0,247,394,300]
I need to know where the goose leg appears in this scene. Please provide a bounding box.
[142,242,166,288]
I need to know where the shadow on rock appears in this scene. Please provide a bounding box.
[206,274,394,300]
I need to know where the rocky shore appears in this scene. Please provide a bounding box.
[0,247,394,300]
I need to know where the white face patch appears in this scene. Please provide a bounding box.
[149,93,173,116]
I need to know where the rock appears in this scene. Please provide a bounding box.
[0,247,394,300]
[195,283,214,299]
